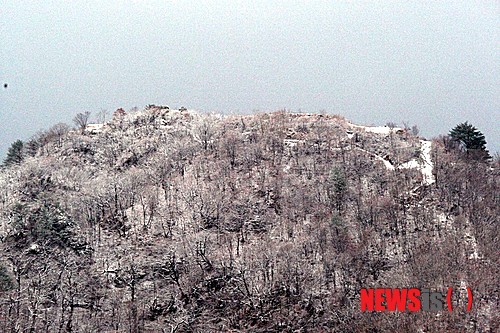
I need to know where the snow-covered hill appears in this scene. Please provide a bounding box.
[0,108,496,332]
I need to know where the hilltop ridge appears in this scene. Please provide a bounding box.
[0,107,497,332]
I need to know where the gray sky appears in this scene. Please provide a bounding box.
[1,1,498,157]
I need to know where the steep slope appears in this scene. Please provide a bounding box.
[0,108,497,332]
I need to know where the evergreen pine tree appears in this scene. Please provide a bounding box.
[3,140,24,167]
[449,122,490,160]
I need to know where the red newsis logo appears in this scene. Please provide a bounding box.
[360,288,473,312]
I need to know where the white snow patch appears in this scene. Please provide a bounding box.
[464,226,480,259]
[283,139,304,148]
[355,147,395,171]
[420,140,435,185]
[379,157,395,171]
[241,131,252,137]
[348,123,403,135]
[86,123,105,134]
[436,213,453,230]
[399,159,420,169]
[397,140,435,186]
[29,243,40,252]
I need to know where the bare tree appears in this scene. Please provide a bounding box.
[47,122,70,147]
[386,121,397,129]
[411,125,419,136]
[73,111,91,133]
[96,109,108,124]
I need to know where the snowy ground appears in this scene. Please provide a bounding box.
[348,123,403,135]
[345,122,401,171]
[355,147,395,171]
[85,123,105,134]
[419,140,435,185]
[397,140,435,185]
[353,134,435,186]
[282,120,437,182]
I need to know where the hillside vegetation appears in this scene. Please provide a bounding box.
[0,107,498,332]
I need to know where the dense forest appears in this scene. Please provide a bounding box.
[0,107,498,332]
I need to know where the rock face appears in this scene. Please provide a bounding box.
[0,109,497,332]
